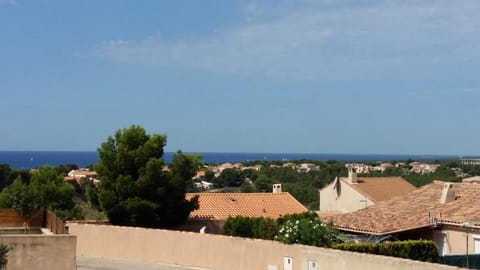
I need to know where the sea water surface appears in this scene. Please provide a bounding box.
[0,151,456,169]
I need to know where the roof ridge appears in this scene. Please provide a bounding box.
[186,192,291,196]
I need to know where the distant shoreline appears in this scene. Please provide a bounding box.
[0,150,461,170]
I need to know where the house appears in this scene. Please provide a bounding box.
[459,157,480,166]
[318,166,416,214]
[330,181,480,256]
[64,169,99,186]
[409,162,441,174]
[296,163,319,172]
[182,184,307,233]
[193,180,214,191]
[346,163,372,174]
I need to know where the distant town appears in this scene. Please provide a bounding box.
[2,126,480,270]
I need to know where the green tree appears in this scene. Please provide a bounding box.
[203,170,216,182]
[0,165,29,191]
[240,182,255,193]
[96,125,198,228]
[215,168,245,187]
[29,166,83,220]
[253,174,274,192]
[0,164,13,191]
[0,243,9,270]
[85,184,100,208]
[0,177,37,233]
[0,166,84,220]
[54,163,78,176]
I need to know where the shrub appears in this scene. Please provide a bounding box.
[333,240,439,262]
[0,243,10,270]
[223,216,278,240]
[223,212,344,247]
[275,212,343,247]
[223,216,254,238]
[253,217,278,240]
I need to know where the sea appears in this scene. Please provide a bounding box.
[0,151,457,170]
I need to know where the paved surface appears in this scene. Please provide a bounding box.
[77,256,210,270]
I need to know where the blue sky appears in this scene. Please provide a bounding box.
[1,0,479,155]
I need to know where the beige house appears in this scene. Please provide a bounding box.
[318,167,416,213]
[330,181,480,256]
[64,169,99,186]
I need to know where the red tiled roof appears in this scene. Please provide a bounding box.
[332,181,480,235]
[341,176,416,202]
[185,192,307,220]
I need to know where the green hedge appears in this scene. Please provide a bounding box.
[223,212,343,247]
[333,240,439,262]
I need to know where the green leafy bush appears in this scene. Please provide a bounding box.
[333,240,439,262]
[223,212,343,247]
[275,212,343,247]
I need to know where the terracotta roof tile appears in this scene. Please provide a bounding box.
[332,181,480,235]
[185,192,307,220]
[341,176,416,202]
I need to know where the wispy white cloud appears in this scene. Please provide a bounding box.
[94,0,480,81]
[0,0,16,5]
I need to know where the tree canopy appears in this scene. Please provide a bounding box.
[95,125,199,228]
[0,166,83,220]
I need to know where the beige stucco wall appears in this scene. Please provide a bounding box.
[435,229,480,256]
[68,223,463,270]
[0,235,76,270]
[319,181,373,213]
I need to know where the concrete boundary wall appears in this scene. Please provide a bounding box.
[0,235,77,270]
[68,223,464,270]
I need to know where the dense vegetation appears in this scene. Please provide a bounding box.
[223,216,278,240]
[94,125,199,228]
[211,161,346,210]
[333,240,439,262]
[0,166,84,220]
[223,212,344,247]
[0,243,8,270]
[207,160,470,209]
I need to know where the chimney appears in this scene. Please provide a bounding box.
[348,166,358,184]
[273,184,282,193]
[440,183,455,204]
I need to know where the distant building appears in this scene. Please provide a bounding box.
[318,167,416,214]
[64,169,99,186]
[409,162,440,174]
[345,163,372,174]
[297,163,319,172]
[459,157,480,165]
